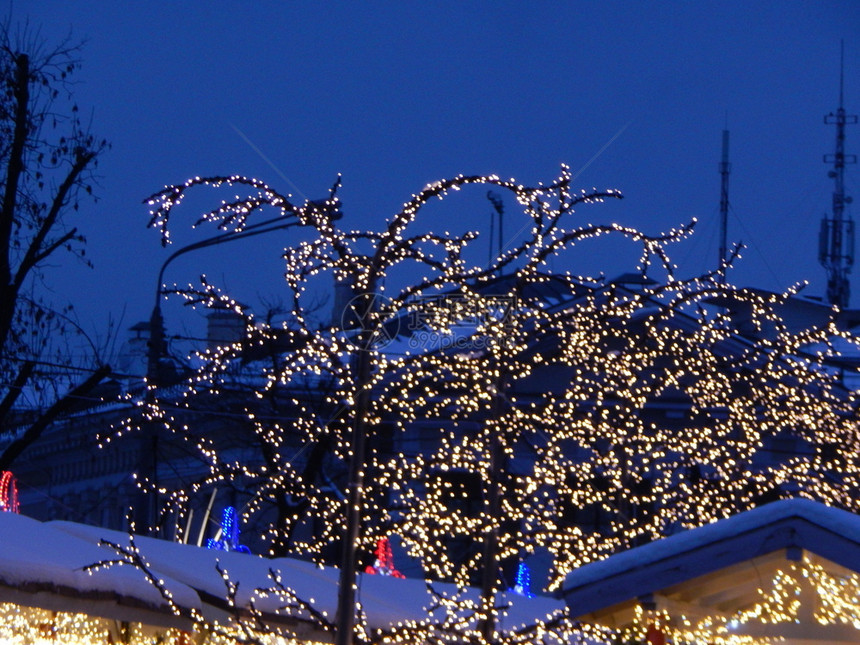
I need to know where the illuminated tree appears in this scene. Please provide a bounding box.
[124,161,860,645]
[529,285,860,588]
[385,269,860,602]
[121,167,624,642]
[0,24,110,470]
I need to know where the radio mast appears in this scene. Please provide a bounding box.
[819,41,857,308]
[718,129,731,283]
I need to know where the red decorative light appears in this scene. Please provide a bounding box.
[364,537,404,578]
[646,624,666,645]
[0,471,19,514]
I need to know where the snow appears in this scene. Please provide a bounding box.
[0,512,200,613]
[50,519,342,620]
[560,497,860,593]
[0,515,565,631]
[17,491,848,638]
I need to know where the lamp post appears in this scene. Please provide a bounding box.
[143,212,326,533]
[146,214,316,386]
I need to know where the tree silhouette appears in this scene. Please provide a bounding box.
[0,24,110,471]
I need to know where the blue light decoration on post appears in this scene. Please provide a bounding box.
[206,506,251,553]
[511,561,535,598]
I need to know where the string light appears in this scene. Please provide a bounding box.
[206,506,251,554]
[0,601,330,644]
[364,537,404,578]
[101,165,860,643]
[0,471,19,513]
[609,554,860,643]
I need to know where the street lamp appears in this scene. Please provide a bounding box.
[143,203,340,533]
[146,213,316,386]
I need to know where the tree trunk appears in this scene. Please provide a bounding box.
[0,53,30,350]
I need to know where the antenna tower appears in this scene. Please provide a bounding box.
[718,129,731,283]
[819,41,857,308]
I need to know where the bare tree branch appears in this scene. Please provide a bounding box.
[0,363,111,470]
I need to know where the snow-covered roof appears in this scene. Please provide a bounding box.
[0,512,200,629]
[559,497,860,617]
[0,512,565,637]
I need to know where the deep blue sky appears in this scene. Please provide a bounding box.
[12,2,860,363]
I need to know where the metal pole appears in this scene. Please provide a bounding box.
[821,41,857,307]
[718,130,731,283]
[144,215,307,533]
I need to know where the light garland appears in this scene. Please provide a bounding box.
[0,601,329,644]
[206,506,251,554]
[0,471,18,513]
[609,554,860,644]
[103,166,860,644]
[364,537,404,578]
[510,562,535,599]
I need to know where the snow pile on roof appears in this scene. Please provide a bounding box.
[0,512,565,634]
[53,519,564,630]
[0,512,200,627]
[560,497,860,618]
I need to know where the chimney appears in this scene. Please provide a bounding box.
[207,306,246,349]
[332,276,357,329]
[116,321,151,379]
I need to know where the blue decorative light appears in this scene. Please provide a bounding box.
[511,561,535,598]
[206,506,251,553]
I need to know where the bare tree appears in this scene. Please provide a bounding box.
[0,24,110,470]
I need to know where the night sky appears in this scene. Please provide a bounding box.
[11,2,860,369]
